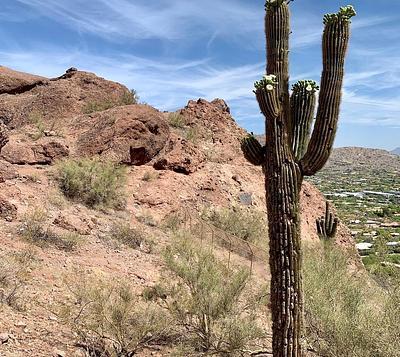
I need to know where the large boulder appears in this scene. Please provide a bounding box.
[73,105,170,165]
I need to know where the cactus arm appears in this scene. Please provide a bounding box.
[241,134,265,166]
[254,75,281,119]
[300,6,356,176]
[290,81,319,160]
[265,0,291,135]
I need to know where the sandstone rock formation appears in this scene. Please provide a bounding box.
[73,105,169,165]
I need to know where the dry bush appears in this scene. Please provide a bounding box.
[0,250,35,309]
[82,100,116,114]
[109,223,153,253]
[141,171,159,182]
[61,274,171,356]
[161,212,185,232]
[144,234,268,355]
[168,112,186,128]
[120,89,139,105]
[202,206,267,244]
[20,209,81,251]
[57,158,126,209]
[304,242,400,357]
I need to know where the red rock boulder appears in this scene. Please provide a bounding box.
[73,104,169,165]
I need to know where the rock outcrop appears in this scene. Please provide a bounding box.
[0,67,131,129]
[0,66,47,95]
[73,105,169,165]
[153,133,205,174]
[1,137,69,164]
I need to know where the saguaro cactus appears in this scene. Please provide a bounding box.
[316,202,339,240]
[242,2,355,356]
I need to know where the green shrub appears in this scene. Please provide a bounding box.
[148,234,267,355]
[109,223,153,253]
[142,171,159,182]
[136,211,157,227]
[0,250,35,309]
[184,126,200,143]
[202,206,267,243]
[304,243,400,357]
[120,89,139,105]
[20,209,81,251]
[82,99,116,114]
[168,112,185,128]
[374,206,392,218]
[62,275,171,356]
[83,90,139,114]
[28,111,46,140]
[161,212,184,232]
[57,158,126,208]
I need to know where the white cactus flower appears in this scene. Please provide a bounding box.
[266,84,274,91]
[264,75,273,81]
[306,85,313,92]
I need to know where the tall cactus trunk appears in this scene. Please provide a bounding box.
[265,118,303,356]
[243,2,355,356]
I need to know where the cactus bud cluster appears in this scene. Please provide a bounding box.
[265,0,286,10]
[254,74,278,92]
[323,5,356,25]
[291,80,319,95]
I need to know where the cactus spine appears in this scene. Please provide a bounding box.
[316,202,339,240]
[243,3,355,356]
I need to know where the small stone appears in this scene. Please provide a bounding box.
[0,333,9,344]
[53,349,66,357]
[232,175,241,184]
[15,321,27,328]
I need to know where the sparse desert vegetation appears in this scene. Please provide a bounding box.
[304,243,400,357]
[0,1,398,351]
[20,209,81,251]
[57,158,127,208]
[61,274,171,356]
[0,250,35,310]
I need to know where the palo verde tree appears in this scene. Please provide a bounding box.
[241,2,355,356]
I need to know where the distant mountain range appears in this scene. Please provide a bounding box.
[391,147,400,156]
[253,134,400,171]
[323,147,400,172]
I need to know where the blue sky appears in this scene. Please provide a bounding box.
[0,0,399,150]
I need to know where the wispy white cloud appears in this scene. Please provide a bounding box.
[0,46,262,122]
[14,0,261,42]
[2,0,400,149]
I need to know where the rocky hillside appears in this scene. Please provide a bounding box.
[0,67,354,356]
